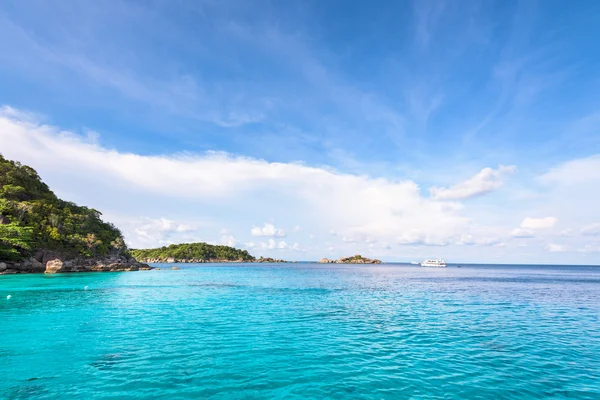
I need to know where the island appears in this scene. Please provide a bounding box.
[256,256,287,263]
[131,244,287,263]
[0,154,152,274]
[131,242,254,263]
[318,254,382,264]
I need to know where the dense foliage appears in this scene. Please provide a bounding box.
[0,154,127,260]
[345,255,366,261]
[131,242,255,261]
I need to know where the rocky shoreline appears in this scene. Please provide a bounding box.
[137,256,287,263]
[0,251,153,275]
[318,254,382,264]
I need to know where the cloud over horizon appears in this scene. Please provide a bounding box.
[2,107,600,263]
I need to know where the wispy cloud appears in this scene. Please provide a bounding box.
[413,0,447,47]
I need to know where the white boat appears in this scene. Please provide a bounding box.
[421,258,447,268]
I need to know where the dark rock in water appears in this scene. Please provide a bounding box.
[41,251,63,265]
[26,257,45,273]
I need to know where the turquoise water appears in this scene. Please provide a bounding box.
[1,264,599,399]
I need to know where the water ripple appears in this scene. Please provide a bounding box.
[1,264,599,399]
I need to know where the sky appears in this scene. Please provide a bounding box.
[1,0,600,264]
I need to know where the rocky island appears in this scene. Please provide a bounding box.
[318,254,382,264]
[255,256,287,263]
[0,154,152,274]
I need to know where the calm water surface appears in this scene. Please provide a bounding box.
[1,263,599,399]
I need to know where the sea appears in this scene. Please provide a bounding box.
[1,263,599,399]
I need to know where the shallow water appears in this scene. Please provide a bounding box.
[1,263,599,399]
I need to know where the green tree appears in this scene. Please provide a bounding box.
[0,154,130,261]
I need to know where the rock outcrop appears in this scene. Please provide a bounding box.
[318,254,382,264]
[0,252,153,275]
[255,256,287,263]
[45,259,64,274]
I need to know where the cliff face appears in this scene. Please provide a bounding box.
[318,254,382,264]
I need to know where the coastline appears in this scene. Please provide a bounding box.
[135,256,287,264]
[0,254,153,275]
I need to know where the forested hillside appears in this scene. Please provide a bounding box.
[0,154,127,261]
[131,242,255,262]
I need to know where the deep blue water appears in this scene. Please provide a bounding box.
[1,263,599,399]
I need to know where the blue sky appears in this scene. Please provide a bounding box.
[1,0,600,264]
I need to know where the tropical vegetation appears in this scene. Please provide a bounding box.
[131,242,255,261]
[0,154,127,260]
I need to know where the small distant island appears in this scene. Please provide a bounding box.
[131,243,286,263]
[131,242,254,263]
[318,254,382,264]
[0,154,151,274]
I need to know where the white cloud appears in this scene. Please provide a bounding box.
[254,239,288,250]
[520,217,557,229]
[540,155,600,185]
[3,107,600,263]
[124,217,196,247]
[429,165,517,200]
[510,228,534,238]
[546,243,568,252]
[0,112,475,247]
[134,217,195,234]
[510,217,557,239]
[246,240,303,253]
[221,234,237,247]
[251,223,286,237]
[455,234,502,246]
[581,223,600,236]
[245,239,289,251]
